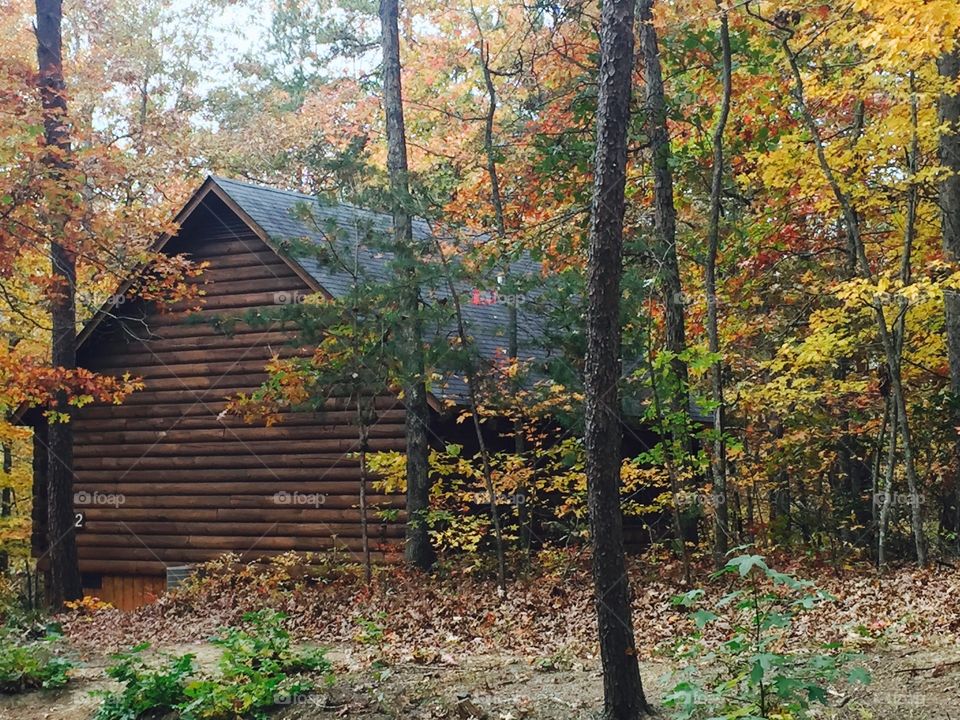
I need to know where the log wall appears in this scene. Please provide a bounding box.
[62,193,406,607]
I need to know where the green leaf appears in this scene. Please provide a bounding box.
[726,554,768,577]
[847,666,871,684]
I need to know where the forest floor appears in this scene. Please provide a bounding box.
[2,551,959,719]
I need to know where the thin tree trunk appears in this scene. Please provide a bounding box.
[938,48,960,523]
[878,398,898,568]
[705,5,732,568]
[472,17,530,550]
[379,0,434,569]
[357,398,372,584]
[35,0,82,607]
[0,444,11,572]
[431,234,508,592]
[585,0,650,715]
[871,399,889,559]
[639,0,689,413]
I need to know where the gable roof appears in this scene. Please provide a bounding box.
[208,176,547,404]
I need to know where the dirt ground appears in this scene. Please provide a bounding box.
[1,640,958,720]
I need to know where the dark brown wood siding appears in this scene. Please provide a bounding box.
[68,193,406,582]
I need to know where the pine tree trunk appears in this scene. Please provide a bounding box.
[379,0,434,569]
[585,0,650,715]
[35,0,82,607]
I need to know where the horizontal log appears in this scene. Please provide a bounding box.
[81,522,405,538]
[90,331,303,357]
[74,553,402,576]
[86,359,275,381]
[75,453,364,471]
[88,342,310,371]
[188,238,285,258]
[78,540,385,562]
[74,422,406,446]
[77,560,168,576]
[186,275,311,297]
[72,493,403,510]
[125,371,270,392]
[190,250,288,270]
[76,395,402,420]
[73,480,392,496]
[75,468,371,483]
[126,319,299,341]
[142,306,292,329]
[78,534,397,551]
[73,409,406,433]
[169,290,308,314]
[86,387,274,407]
[199,264,303,284]
[81,507,407,523]
[74,437,406,458]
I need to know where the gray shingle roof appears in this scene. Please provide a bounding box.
[212,175,548,404]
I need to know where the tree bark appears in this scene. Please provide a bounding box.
[35,0,83,607]
[705,5,732,568]
[0,444,11,572]
[639,0,688,411]
[938,49,960,517]
[584,0,650,715]
[379,0,434,569]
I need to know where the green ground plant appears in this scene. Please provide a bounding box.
[93,609,331,720]
[664,554,870,719]
[0,624,73,693]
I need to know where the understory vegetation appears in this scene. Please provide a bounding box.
[93,610,331,720]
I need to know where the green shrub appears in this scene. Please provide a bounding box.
[93,643,196,720]
[93,610,331,720]
[0,625,73,693]
[182,609,331,720]
[663,554,870,720]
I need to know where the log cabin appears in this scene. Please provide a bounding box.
[25,175,560,609]
[25,175,676,610]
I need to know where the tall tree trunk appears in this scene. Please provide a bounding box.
[35,0,82,607]
[0,443,11,572]
[705,5,732,568]
[584,0,650,715]
[379,0,433,569]
[639,0,689,412]
[938,48,960,518]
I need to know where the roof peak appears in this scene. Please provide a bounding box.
[208,174,392,221]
